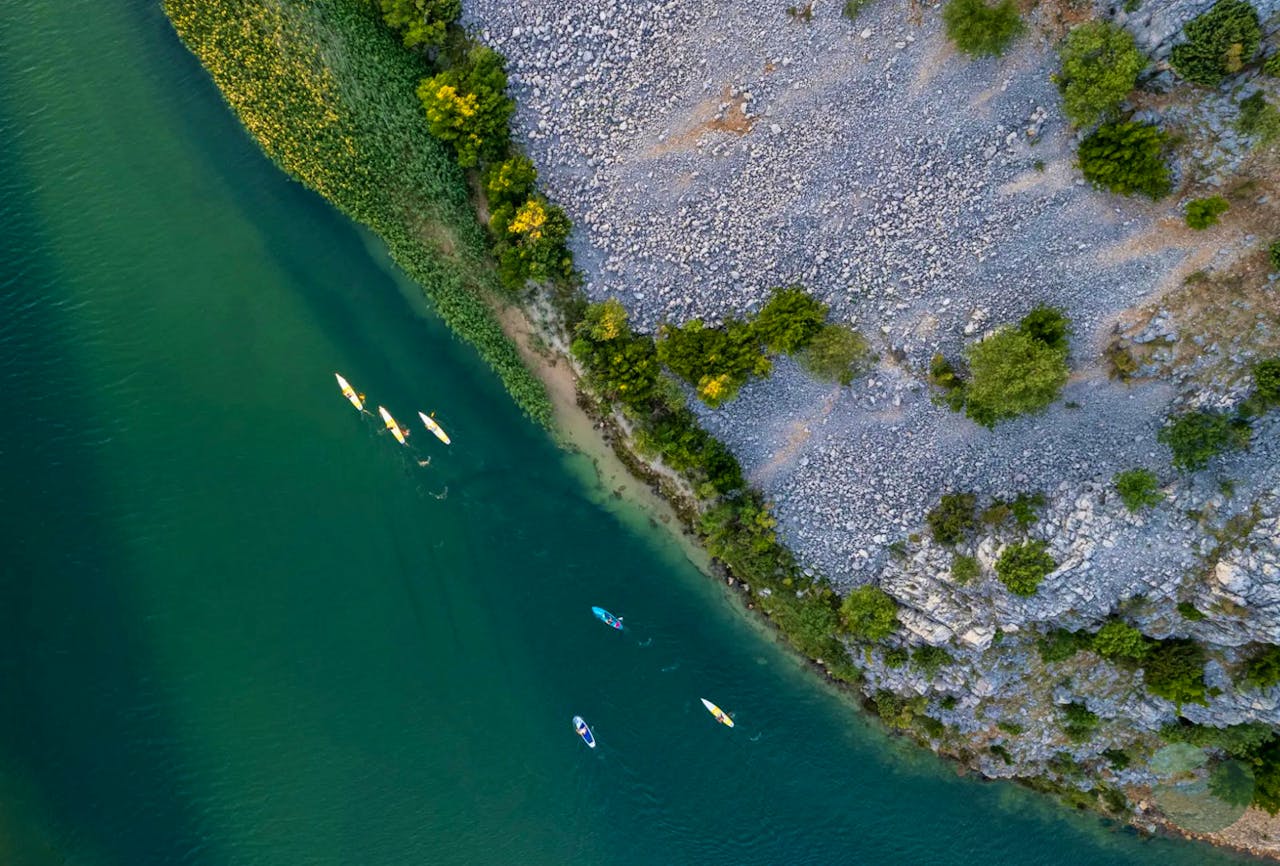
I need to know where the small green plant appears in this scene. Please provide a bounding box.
[942,0,1024,57]
[1237,91,1280,145]
[798,324,873,385]
[786,2,814,22]
[1251,358,1280,410]
[1010,492,1047,528]
[873,690,928,730]
[1170,0,1261,86]
[1266,53,1280,77]
[997,719,1026,736]
[1061,702,1101,742]
[1104,748,1132,769]
[1105,340,1140,381]
[929,353,967,411]
[1078,121,1171,198]
[1055,21,1146,127]
[1270,241,1280,272]
[951,553,980,584]
[752,286,828,354]
[1185,195,1230,229]
[884,646,910,668]
[1114,468,1162,511]
[1242,644,1280,690]
[1178,601,1208,621]
[1143,638,1209,707]
[1018,305,1072,352]
[1038,628,1093,663]
[995,540,1056,596]
[1158,410,1251,471]
[927,492,978,545]
[911,645,954,678]
[842,0,872,19]
[840,585,900,640]
[940,695,958,710]
[1092,621,1150,661]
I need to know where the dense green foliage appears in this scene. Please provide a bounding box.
[1252,358,1280,410]
[1257,737,1280,814]
[1061,702,1100,742]
[1185,195,1230,229]
[1093,621,1150,661]
[657,318,768,407]
[942,0,1023,57]
[1267,52,1280,77]
[910,645,953,678]
[1018,305,1071,353]
[1008,491,1046,528]
[1143,639,1208,706]
[374,0,459,47]
[1170,0,1261,86]
[1158,410,1251,471]
[1078,121,1171,198]
[799,324,873,385]
[839,586,900,640]
[995,540,1055,596]
[752,287,829,354]
[951,553,979,584]
[1271,241,1280,272]
[416,45,513,167]
[163,0,552,426]
[1210,759,1256,806]
[1113,468,1162,511]
[927,492,978,545]
[963,328,1069,426]
[929,353,967,411]
[1242,644,1280,690]
[701,492,795,586]
[1238,90,1280,145]
[1055,22,1146,127]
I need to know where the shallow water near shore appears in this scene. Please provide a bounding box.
[0,1,1255,864]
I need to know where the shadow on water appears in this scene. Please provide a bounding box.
[0,104,206,866]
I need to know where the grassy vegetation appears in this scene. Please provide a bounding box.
[840,586,900,640]
[1143,638,1208,707]
[163,0,553,425]
[1061,702,1100,743]
[1237,91,1280,146]
[951,553,979,584]
[1055,22,1145,128]
[927,492,978,545]
[942,0,1023,58]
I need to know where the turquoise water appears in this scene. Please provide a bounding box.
[0,1,1251,864]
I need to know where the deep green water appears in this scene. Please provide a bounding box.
[0,2,1256,864]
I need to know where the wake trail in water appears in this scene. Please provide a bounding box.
[660,662,680,673]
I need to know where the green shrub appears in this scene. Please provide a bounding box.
[1210,759,1256,806]
[1255,736,1280,814]
[1104,748,1132,769]
[493,196,575,287]
[799,324,873,385]
[1019,305,1072,352]
[1242,644,1280,690]
[1143,638,1208,706]
[995,540,1056,595]
[1237,91,1280,145]
[1161,720,1275,757]
[752,286,828,355]
[1093,621,1151,661]
[1158,410,1251,471]
[942,0,1023,57]
[929,353,967,411]
[1178,601,1208,621]
[964,329,1069,426]
[1266,53,1280,76]
[1170,0,1261,86]
[1055,22,1146,127]
[657,318,768,407]
[1252,358,1280,409]
[1078,121,1171,198]
[911,645,954,678]
[1106,339,1141,381]
[1038,627,1093,663]
[571,300,664,410]
[758,589,853,675]
[416,45,513,167]
[375,0,460,47]
[842,0,872,19]
[1009,492,1046,528]
[873,690,929,730]
[997,719,1026,736]
[951,553,980,584]
[884,646,910,668]
[1114,468,1163,511]
[940,695,958,710]
[1185,195,1230,229]
[1061,702,1100,742]
[701,492,797,589]
[927,492,978,545]
[840,585,899,639]
[484,155,538,210]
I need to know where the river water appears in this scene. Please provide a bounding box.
[0,1,1251,864]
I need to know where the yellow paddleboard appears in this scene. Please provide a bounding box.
[418,411,451,445]
[378,406,408,445]
[700,698,734,728]
[334,372,364,412]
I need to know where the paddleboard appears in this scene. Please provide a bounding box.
[334,372,364,412]
[700,698,734,728]
[591,606,623,630]
[378,406,408,445]
[573,715,596,748]
[418,411,451,445]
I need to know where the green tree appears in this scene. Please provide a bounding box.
[417,45,513,166]
[657,318,769,407]
[1113,468,1162,511]
[1092,621,1150,661]
[700,493,796,588]
[1253,358,1280,408]
[1255,736,1280,814]
[1242,644,1280,690]
[1209,759,1255,806]
[1158,410,1251,471]
[375,0,460,48]
[1038,628,1094,663]
[927,492,978,545]
[798,324,873,385]
[1143,638,1208,706]
[1185,195,1230,229]
[1018,305,1071,352]
[1271,242,1280,273]
[840,585,899,639]
[1055,22,1146,127]
[484,155,538,212]
[1238,91,1280,145]
[1078,121,1171,198]
[1061,702,1100,742]
[942,0,1023,57]
[571,300,664,411]
[751,286,828,354]
[911,644,953,678]
[995,540,1056,595]
[963,329,1069,426]
[1170,0,1261,86]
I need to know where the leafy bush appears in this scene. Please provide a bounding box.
[997,719,1026,736]
[929,353,967,411]
[927,492,978,545]
[1242,644,1280,690]
[964,329,1069,426]
[1237,91,1280,145]
[1019,305,1072,352]
[1185,195,1230,229]
[911,644,954,678]
[942,0,1023,57]
[751,286,828,355]
[1104,748,1132,769]
[842,0,872,19]
[1161,720,1275,757]
[657,318,768,407]
[873,690,928,730]
[1143,638,1208,706]
[1093,621,1150,661]
[995,540,1056,595]
[884,646,909,668]
[417,45,513,167]
[840,585,899,639]
[1055,22,1146,127]
[1009,492,1046,528]
[1256,736,1280,814]
[1267,52,1280,77]
[1078,121,1171,198]
[375,0,460,47]
[1170,0,1261,86]
[1158,410,1251,471]
[951,553,980,584]
[493,196,575,287]
[571,300,663,409]
[1253,358,1280,409]
[1271,241,1280,272]
[1038,627,1093,663]
[1061,702,1100,742]
[799,324,873,385]
[701,492,796,588]
[1114,468,1162,511]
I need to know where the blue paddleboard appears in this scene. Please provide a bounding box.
[591,606,623,629]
